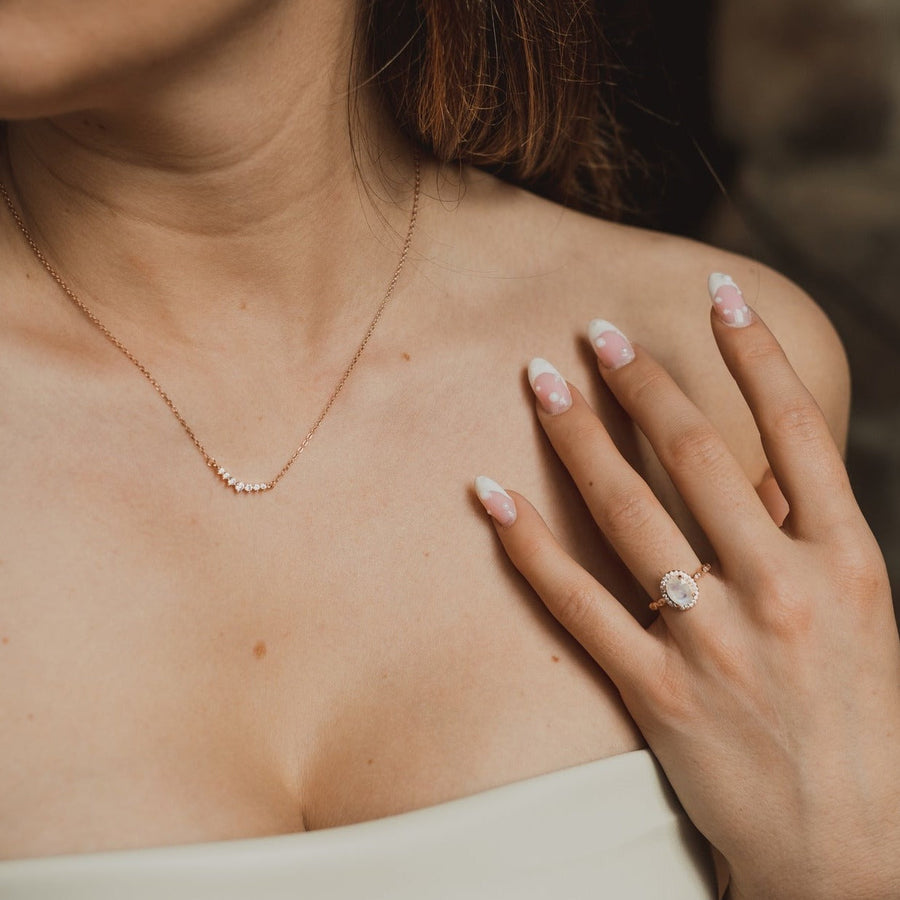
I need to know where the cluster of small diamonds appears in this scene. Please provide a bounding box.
[216,467,270,494]
[660,570,699,609]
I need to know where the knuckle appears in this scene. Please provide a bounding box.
[625,367,670,408]
[665,423,724,471]
[767,400,825,446]
[759,602,815,640]
[562,416,605,452]
[828,540,890,607]
[552,581,599,634]
[748,533,889,634]
[750,572,816,637]
[515,533,551,570]
[600,487,657,542]
[732,335,784,369]
[850,563,890,607]
[817,493,870,543]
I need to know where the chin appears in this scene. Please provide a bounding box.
[0,0,267,120]
[0,61,109,122]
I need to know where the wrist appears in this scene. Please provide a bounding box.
[727,848,900,900]
[725,767,900,900]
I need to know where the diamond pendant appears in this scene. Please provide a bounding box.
[215,466,271,494]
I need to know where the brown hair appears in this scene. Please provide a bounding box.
[357,0,628,218]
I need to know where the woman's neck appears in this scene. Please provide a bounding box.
[1,0,419,347]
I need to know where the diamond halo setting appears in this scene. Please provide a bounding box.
[659,569,700,610]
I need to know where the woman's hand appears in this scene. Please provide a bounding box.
[475,275,900,900]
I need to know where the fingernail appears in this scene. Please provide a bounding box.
[474,476,517,527]
[588,319,635,369]
[527,358,572,415]
[708,273,751,328]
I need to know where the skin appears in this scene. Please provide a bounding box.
[0,0,851,872]
[487,309,900,899]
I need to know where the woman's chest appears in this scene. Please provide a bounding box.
[0,421,642,858]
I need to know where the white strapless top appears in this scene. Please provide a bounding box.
[0,749,717,899]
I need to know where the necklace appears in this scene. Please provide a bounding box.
[0,153,421,496]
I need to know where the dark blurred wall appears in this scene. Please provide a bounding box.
[608,0,900,604]
[706,0,900,601]
[600,0,732,233]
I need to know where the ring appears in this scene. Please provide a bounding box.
[649,564,711,612]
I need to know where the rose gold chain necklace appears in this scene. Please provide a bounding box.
[0,153,420,496]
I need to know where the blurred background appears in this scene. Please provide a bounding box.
[602,0,900,611]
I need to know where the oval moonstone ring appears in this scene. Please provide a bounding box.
[649,564,711,612]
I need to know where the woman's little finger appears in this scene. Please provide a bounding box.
[474,477,664,690]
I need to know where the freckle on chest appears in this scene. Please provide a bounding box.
[252,640,267,660]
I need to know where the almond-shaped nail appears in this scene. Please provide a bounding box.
[708,273,751,328]
[527,358,572,415]
[474,476,517,527]
[588,319,635,369]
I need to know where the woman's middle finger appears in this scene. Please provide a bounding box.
[582,321,779,566]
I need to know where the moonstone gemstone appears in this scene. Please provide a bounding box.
[661,571,697,610]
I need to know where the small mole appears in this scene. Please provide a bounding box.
[423,550,430,558]
[239,300,247,310]
[402,352,411,361]
[551,655,560,663]
[367,758,374,765]
[253,640,267,659]
[588,481,594,487]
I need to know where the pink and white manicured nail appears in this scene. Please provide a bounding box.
[527,358,572,415]
[708,273,751,328]
[588,319,635,370]
[474,476,517,527]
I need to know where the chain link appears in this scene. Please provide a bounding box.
[0,153,421,494]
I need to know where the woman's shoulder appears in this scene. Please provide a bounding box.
[568,203,849,449]
[433,168,850,459]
